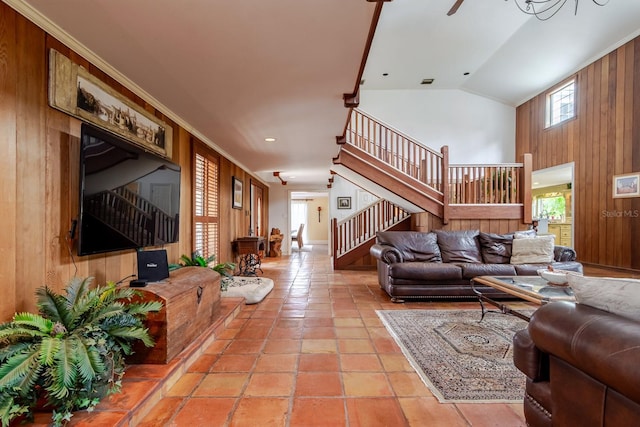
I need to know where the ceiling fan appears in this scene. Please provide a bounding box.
[447,0,465,16]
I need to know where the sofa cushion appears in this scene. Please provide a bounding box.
[567,274,640,322]
[434,229,483,263]
[376,231,442,262]
[510,235,555,265]
[478,232,514,264]
[388,262,462,281]
[458,263,517,279]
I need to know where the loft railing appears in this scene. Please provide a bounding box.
[448,163,523,204]
[333,199,409,259]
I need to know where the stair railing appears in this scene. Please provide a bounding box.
[85,190,155,247]
[345,109,446,192]
[86,187,179,246]
[343,108,531,212]
[113,187,179,243]
[333,199,409,259]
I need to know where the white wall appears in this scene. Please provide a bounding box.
[359,89,516,163]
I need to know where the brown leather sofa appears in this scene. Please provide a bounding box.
[369,229,582,301]
[513,301,640,426]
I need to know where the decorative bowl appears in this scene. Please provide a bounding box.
[537,269,569,286]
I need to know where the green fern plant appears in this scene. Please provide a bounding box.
[171,252,236,291]
[0,277,162,427]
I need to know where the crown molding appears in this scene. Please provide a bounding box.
[2,0,269,186]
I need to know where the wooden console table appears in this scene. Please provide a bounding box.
[232,236,265,276]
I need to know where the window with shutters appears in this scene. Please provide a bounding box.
[194,146,219,259]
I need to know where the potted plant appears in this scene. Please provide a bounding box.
[170,252,236,291]
[0,277,162,427]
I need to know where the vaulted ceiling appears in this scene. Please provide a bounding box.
[9,0,640,187]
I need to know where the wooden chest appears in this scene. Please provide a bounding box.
[127,266,221,364]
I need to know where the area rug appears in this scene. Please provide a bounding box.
[221,276,274,304]
[377,309,531,403]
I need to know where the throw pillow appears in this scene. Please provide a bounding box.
[567,274,640,322]
[514,229,537,239]
[509,235,555,264]
[434,229,483,263]
[478,232,514,264]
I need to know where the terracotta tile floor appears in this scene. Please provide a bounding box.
[26,244,577,426]
[136,245,528,427]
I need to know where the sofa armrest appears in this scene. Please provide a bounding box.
[529,301,640,404]
[370,244,403,264]
[513,329,549,382]
[553,245,576,262]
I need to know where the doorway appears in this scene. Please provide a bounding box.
[532,163,574,247]
[289,191,329,254]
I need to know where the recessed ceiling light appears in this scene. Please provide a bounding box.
[264,137,276,142]
[421,78,434,85]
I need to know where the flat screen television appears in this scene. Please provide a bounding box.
[78,123,181,256]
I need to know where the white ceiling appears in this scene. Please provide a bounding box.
[9,0,640,188]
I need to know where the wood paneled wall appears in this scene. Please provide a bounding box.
[0,4,268,320]
[516,36,640,271]
[411,213,527,234]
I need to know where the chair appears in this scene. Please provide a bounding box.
[291,224,304,250]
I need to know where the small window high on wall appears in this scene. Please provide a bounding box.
[546,79,575,128]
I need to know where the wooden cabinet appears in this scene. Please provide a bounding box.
[127,267,221,364]
[548,223,572,247]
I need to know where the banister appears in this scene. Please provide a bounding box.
[339,108,533,224]
[333,199,409,262]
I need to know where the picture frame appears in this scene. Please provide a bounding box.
[232,176,243,209]
[48,49,173,158]
[613,173,640,198]
[337,196,352,209]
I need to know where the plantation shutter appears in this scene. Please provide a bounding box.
[194,147,219,259]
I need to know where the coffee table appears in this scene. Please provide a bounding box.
[471,275,575,322]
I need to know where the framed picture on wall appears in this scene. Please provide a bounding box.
[48,49,173,158]
[613,173,640,198]
[232,177,243,209]
[337,196,351,209]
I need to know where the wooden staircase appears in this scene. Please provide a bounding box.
[333,108,532,224]
[330,108,533,268]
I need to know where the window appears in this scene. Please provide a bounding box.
[533,193,566,222]
[194,146,219,259]
[546,79,575,128]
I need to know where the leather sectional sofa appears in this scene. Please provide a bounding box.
[513,301,640,426]
[369,229,583,301]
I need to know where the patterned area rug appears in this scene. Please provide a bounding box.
[377,309,531,403]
